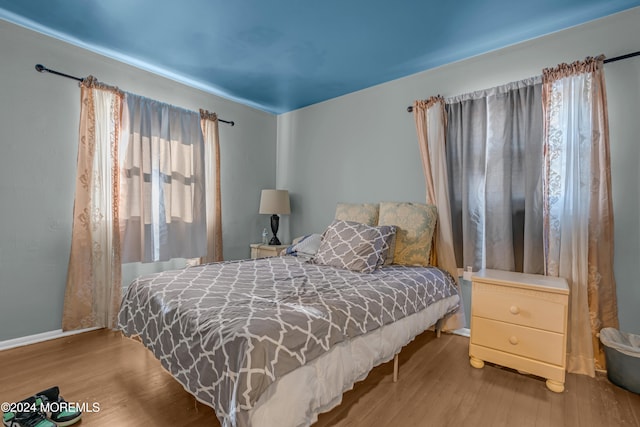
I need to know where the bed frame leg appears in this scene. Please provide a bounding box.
[435,318,443,338]
[393,354,399,383]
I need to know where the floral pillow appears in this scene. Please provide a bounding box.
[313,220,396,273]
[334,203,379,226]
[378,202,437,267]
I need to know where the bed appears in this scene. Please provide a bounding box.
[118,204,461,427]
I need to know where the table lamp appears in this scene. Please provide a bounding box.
[259,189,290,245]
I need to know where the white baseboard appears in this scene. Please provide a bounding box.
[452,327,471,337]
[0,327,101,351]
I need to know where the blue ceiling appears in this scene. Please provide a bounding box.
[1,1,638,114]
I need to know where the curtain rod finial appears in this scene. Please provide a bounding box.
[407,106,413,113]
[35,64,46,73]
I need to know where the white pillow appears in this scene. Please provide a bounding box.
[285,234,323,258]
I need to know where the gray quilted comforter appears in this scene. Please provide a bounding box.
[118,256,458,426]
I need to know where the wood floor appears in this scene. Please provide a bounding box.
[1,329,638,426]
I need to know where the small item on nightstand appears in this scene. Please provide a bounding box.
[463,266,473,281]
[262,228,268,244]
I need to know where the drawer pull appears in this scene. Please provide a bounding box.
[509,336,519,345]
[509,305,520,315]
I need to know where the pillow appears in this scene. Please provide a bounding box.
[313,220,396,273]
[378,202,437,267]
[334,203,379,226]
[383,232,397,266]
[285,233,323,258]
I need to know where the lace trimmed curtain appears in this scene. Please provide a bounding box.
[119,94,207,263]
[413,96,465,330]
[200,109,223,263]
[63,77,123,331]
[542,56,619,374]
[64,81,223,330]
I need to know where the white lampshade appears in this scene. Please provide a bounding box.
[259,189,291,215]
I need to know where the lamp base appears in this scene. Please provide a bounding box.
[269,236,281,245]
[269,214,281,245]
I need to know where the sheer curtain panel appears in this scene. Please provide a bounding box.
[200,109,223,263]
[119,94,206,263]
[63,77,123,331]
[445,77,544,274]
[542,56,619,374]
[413,96,465,330]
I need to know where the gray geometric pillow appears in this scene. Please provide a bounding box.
[313,220,397,273]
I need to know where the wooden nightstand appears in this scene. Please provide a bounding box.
[469,268,569,393]
[250,243,288,259]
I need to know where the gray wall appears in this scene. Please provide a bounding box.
[276,8,640,334]
[0,21,277,341]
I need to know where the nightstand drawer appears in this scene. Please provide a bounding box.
[472,281,566,333]
[472,317,565,366]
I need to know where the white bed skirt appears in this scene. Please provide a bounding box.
[241,294,460,427]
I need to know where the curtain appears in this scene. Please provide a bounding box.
[63,76,123,331]
[119,94,206,263]
[200,109,223,263]
[542,56,619,374]
[445,77,544,274]
[414,96,465,330]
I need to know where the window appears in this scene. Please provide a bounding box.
[119,94,206,263]
[445,78,544,273]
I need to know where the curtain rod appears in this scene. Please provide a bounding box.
[405,50,640,113]
[34,64,235,126]
[604,50,640,63]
